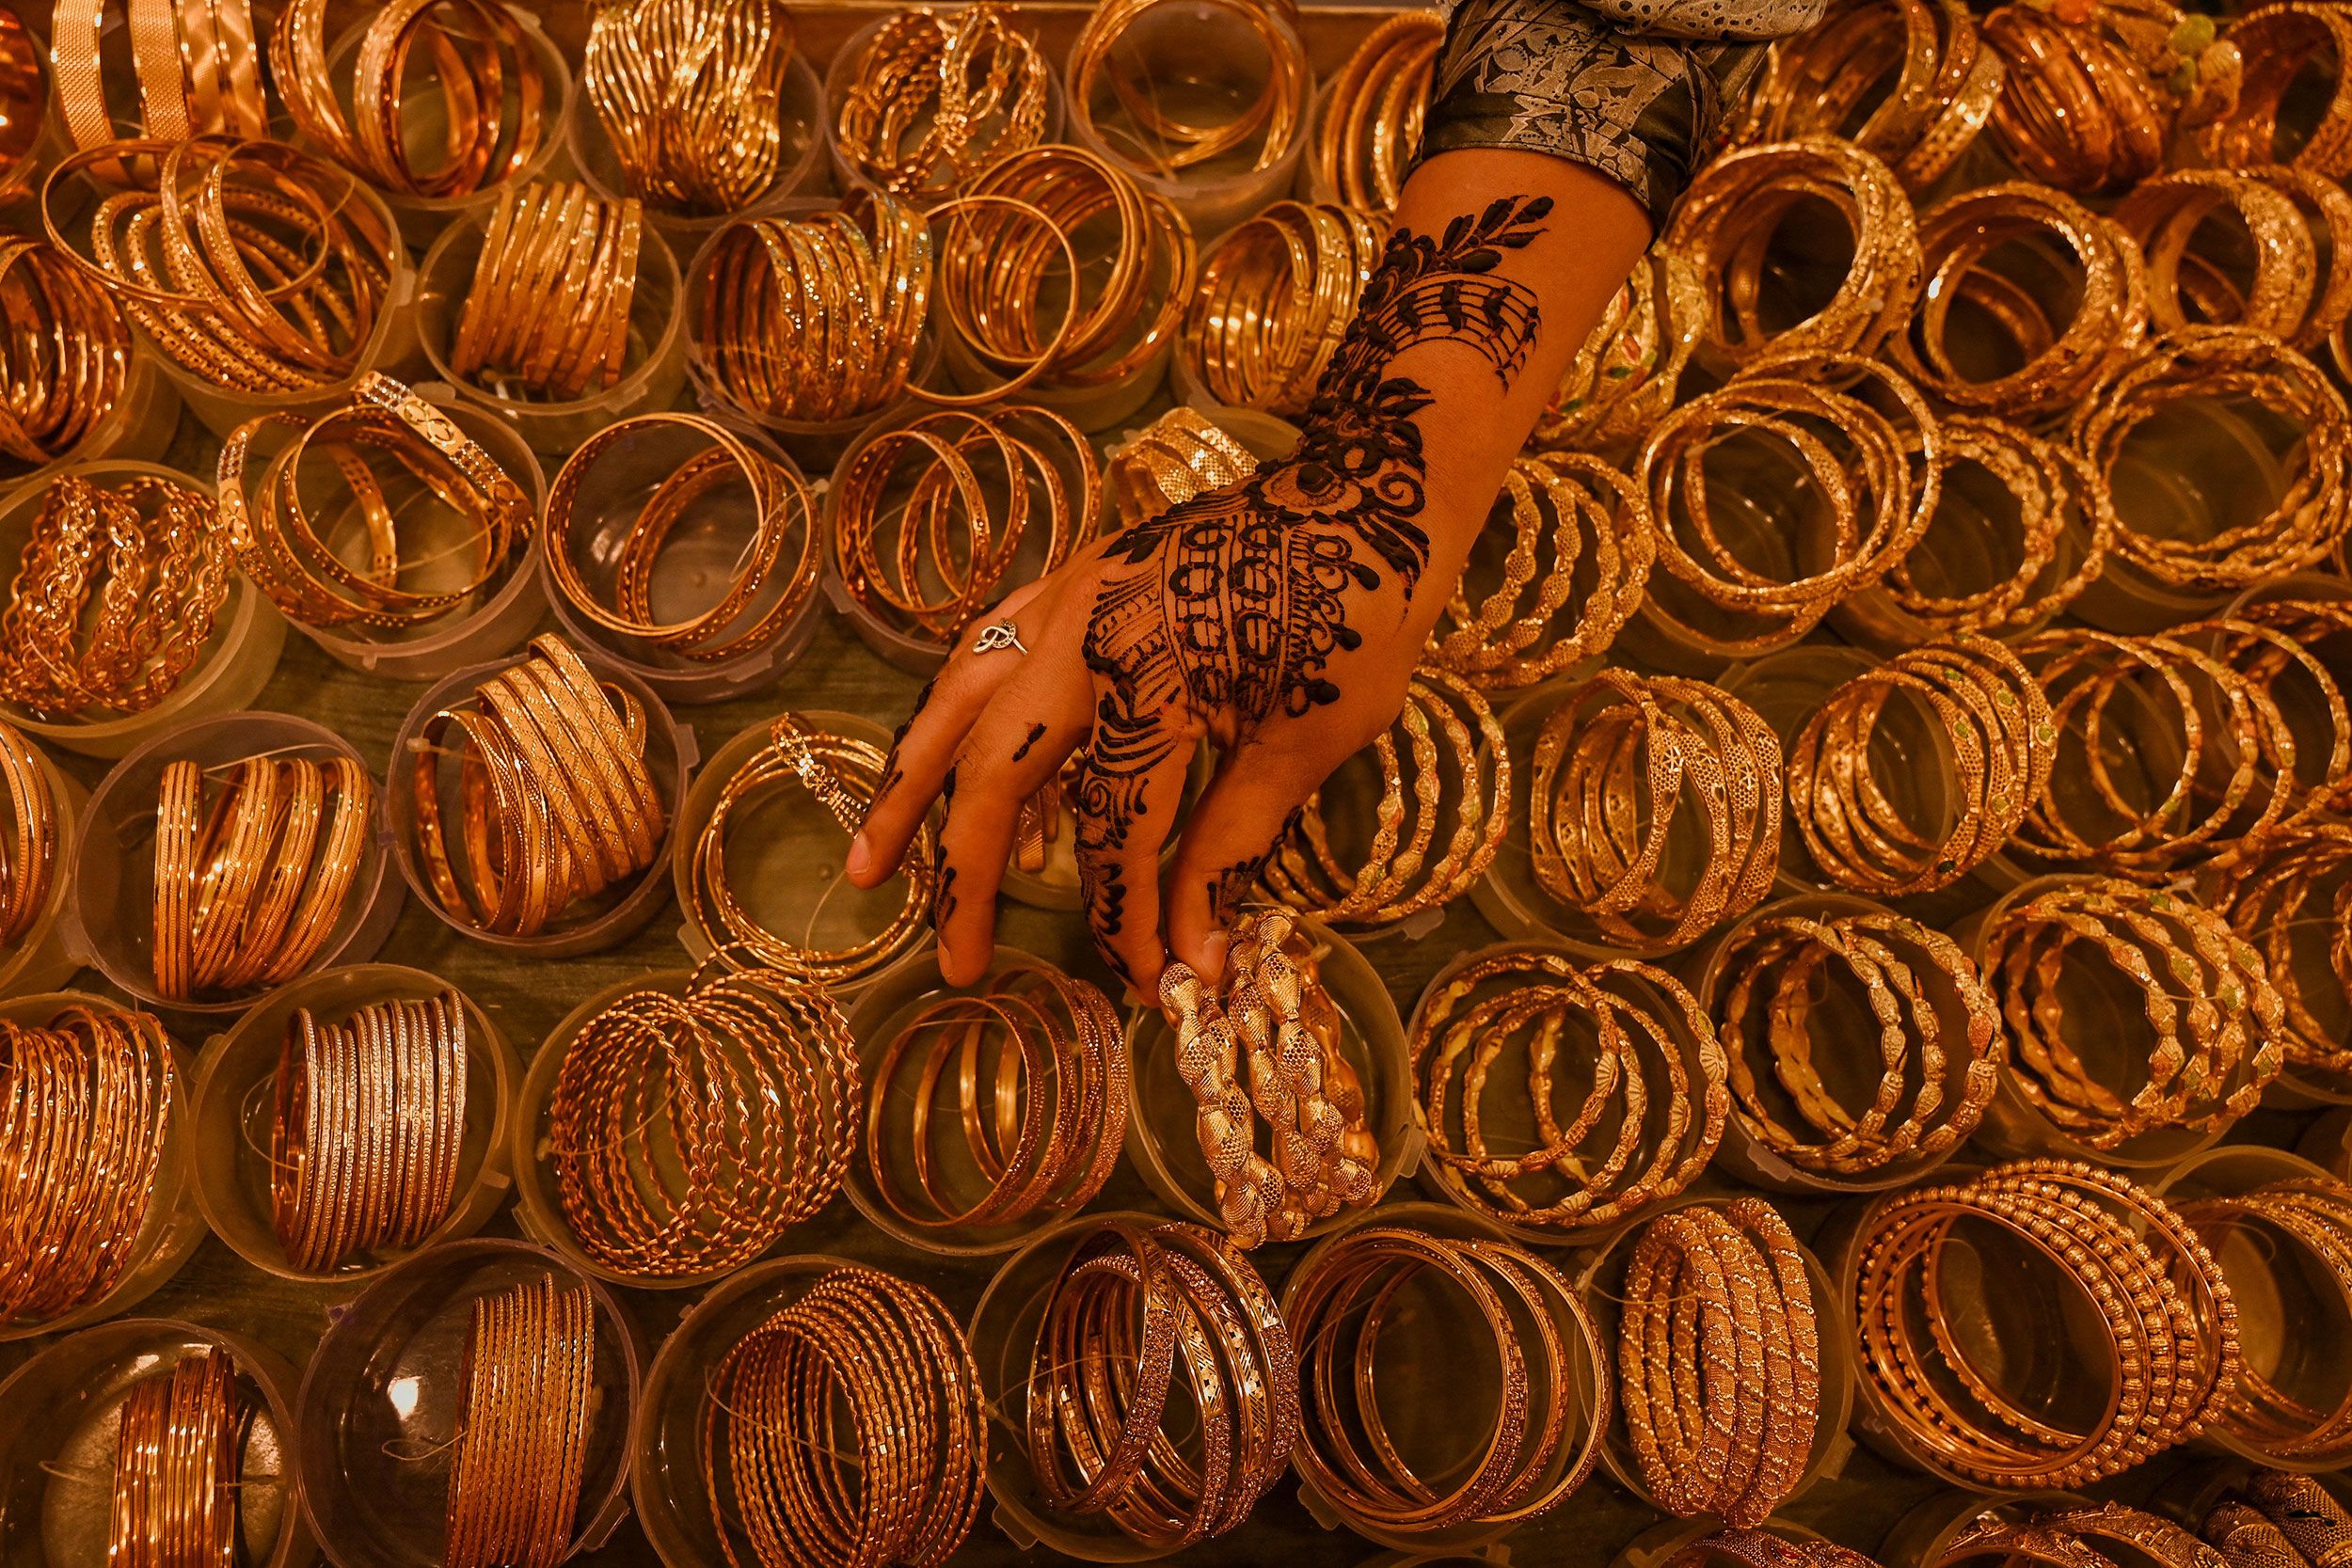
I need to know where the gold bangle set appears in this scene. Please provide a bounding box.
[1959,1505,2240,1568]
[0,238,133,466]
[0,718,56,946]
[1853,1159,2236,1487]
[109,1350,243,1568]
[550,964,853,1279]
[152,751,373,1001]
[446,1273,596,1568]
[1177,200,1380,417]
[585,0,796,214]
[453,182,645,402]
[2205,820,2352,1091]
[1979,878,2284,1149]
[1309,10,1442,214]
[0,10,36,187]
[1023,1217,1296,1551]
[1743,0,2002,189]
[693,194,931,424]
[220,372,535,632]
[1714,909,2001,1176]
[271,990,468,1273]
[1159,907,1379,1249]
[1102,405,1257,531]
[1534,250,1708,456]
[1617,1198,1822,1526]
[545,413,818,662]
[1263,666,1507,927]
[1430,452,1655,691]
[46,136,399,394]
[1528,671,1784,952]
[833,3,1050,198]
[1411,947,1726,1235]
[689,713,933,986]
[1788,636,2055,895]
[409,635,667,940]
[2193,2,2352,176]
[1286,1224,1607,1535]
[865,958,1127,1233]
[0,1003,176,1327]
[830,404,1096,646]
[1981,0,2231,194]
[702,1264,986,1568]
[2212,1472,2352,1568]
[272,0,545,198]
[2114,167,2352,351]
[49,0,266,157]
[1067,0,1307,180]
[1670,1531,1887,1568]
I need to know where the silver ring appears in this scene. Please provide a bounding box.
[972,619,1027,656]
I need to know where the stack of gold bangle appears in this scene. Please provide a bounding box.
[1743,0,2000,188]
[545,415,818,664]
[1534,250,1707,454]
[2175,1177,2352,1465]
[1896,182,2149,417]
[2114,169,2352,350]
[271,990,468,1273]
[830,405,1096,646]
[0,10,42,190]
[445,1274,596,1568]
[2195,2,2352,176]
[550,965,854,1277]
[935,146,1195,395]
[0,1003,176,1327]
[152,752,373,1002]
[47,136,399,394]
[1662,135,1922,368]
[1980,0,2228,193]
[1669,1532,1887,1568]
[2072,327,2351,592]
[1287,1224,1608,1536]
[2207,822,2352,1093]
[1309,10,1442,213]
[0,239,133,467]
[1160,908,1379,1247]
[2208,1495,2313,1568]
[585,0,796,214]
[1069,0,1308,179]
[702,1265,986,1568]
[1979,878,2283,1148]
[2203,605,2352,823]
[1102,406,1258,531]
[1263,668,1506,927]
[0,472,229,718]
[1177,200,1380,416]
[1954,1507,2231,1568]
[1431,451,1653,690]
[1714,909,2001,1177]
[409,635,668,940]
[1788,636,2054,895]
[0,720,56,949]
[689,713,934,985]
[1411,946,1726,1236]
[1023,1218,1296,1550]
[221,373,536,633]
[2211,1473,2352,1568]
[693,194,931,424]
[866,958,1127,1233]
[1528,671,1783,952]
[50,0,266,157]
[1638,356,1938,654]
[271,0,546,198]
[1876,416,2114,638]
[452,182,645,401]
[833,3,1050,197]
[109,1351,243,1568]
[1617,1199,1822,1525]
[1853,1159,2236,1487]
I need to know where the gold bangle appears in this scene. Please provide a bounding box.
[1067,0,1308,180]
[1177,200,1380,417]
[1309,9,1442,213]
[109,1350,244,1568]
[833,3,1049,198]
[445,1274,597,1568]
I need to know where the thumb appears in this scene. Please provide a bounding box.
[1164,751,1318,991]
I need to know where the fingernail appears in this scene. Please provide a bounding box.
[1199,929,1229,989]
[846,833,871,879]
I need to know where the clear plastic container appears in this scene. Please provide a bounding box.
[186,964,520,1283]
[0,461,288,759]
[2299,1106,2352,1178]
[1612,1518,1842,1568]
[386,643,694,958]
[0,990,208,1344]
[1121,915,1417,1240]
[934,313,1174,435]
[569,50,829,261]
[539,416,822,702]
[1575,1196,1857,1517]
[71,713,404,1021]
[0,1318,311,1568]
[1876,1488,2090,1568]
[292,1237,644,1568]
[268,394,551,683]
[414,211,686,457]
[820,16,1065,202]
[0,743,85,996]
[0,329,179,492]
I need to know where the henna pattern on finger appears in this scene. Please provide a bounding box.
[867,675,935,816]
[1011,722,1047,763]
[1207,806,1301,927]
[931,863,958,931]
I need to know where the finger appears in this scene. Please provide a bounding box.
[848,578,1058,888]
[931,614,1095,986]
[1164,744,1322,990]
[1072,703,1204,998]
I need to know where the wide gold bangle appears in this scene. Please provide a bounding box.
[1534,248,1707,455]
[1102,406,1259,531]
